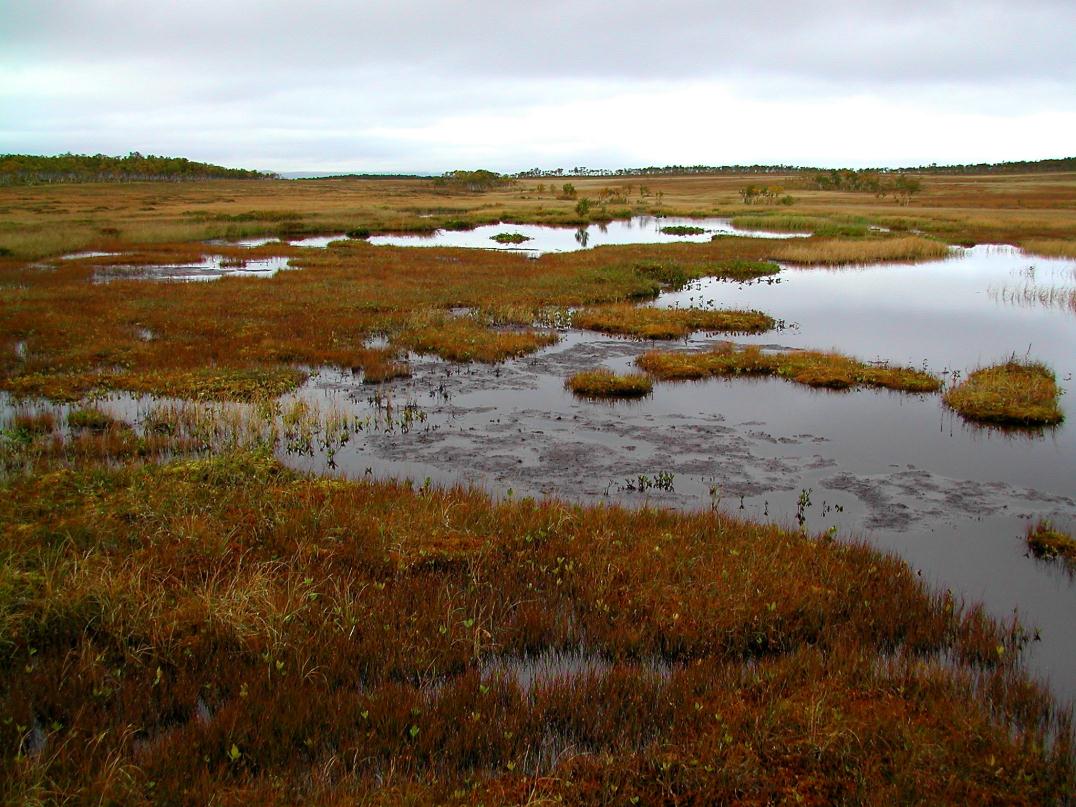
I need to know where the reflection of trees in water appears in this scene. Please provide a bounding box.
[597,223,609,234]
[575,228,590,247]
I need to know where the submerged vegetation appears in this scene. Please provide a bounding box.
[566,368,653,399]
[943,360,1064,426]
[637,344,942,393]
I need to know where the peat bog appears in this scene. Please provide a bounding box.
[2,169,1075,803]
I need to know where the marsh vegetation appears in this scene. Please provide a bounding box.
[943,360,1064,426]
[1,165,1075,802]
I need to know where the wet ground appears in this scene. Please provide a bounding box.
[11,238,1076,699]
[279,244,1076,699]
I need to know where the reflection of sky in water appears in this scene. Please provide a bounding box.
[659,245,1076,381]
[93,255,293,282]
[368,216,807,254]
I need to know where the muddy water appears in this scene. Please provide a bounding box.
[280,244,1076,699]
[368,216,807,255]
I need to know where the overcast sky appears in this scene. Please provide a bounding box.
[2,0,1074,173]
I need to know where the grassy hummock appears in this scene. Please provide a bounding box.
[944,360,1064,426]
[573,305,774,340]
[1025,520,1076,571]
[566,368,653,399]
[490,232,533,245]
[659,225,706,236]
[637,343,942,392]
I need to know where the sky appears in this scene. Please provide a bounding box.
[2,0,1075,173]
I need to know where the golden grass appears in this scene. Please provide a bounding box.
[773,235,951,265]
[565,368,653,398]
[573,305,774,340]
[1021,239,1076,259]
[943,360,1064,426]
[1025,520,1076,570]
[636,343,942,393]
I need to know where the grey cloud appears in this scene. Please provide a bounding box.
[4,0,1075,85]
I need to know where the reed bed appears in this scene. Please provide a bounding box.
[943,360,1064,426]
[637,343,942,393]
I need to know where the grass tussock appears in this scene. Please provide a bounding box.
[566,368,653,399]
[397,316,558,363]
[637,343,942,393]
[943,360,1064,426]
[573,305,774,340]
[0,449,1070,803]
[1025,520,1076,571]
[774,235,950,265]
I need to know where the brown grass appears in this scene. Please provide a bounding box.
[637,343,942,393]
[943,360,1064,426]
[573,305,774,340]
[566,368,653,399]
[0,448,1069,803]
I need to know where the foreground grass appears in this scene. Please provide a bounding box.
[944,360,1064,426]
[0,446,1070,804]
[637,344,942,393]
[566,369,653,399]
[1025,520,1076,571]
[574,305,774,340]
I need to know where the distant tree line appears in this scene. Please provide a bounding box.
[514,156,1074,179]
[0,152,275,185]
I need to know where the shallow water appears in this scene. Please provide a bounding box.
[93,254,293,282]
[368,216,807,255]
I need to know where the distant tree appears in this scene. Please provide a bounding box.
[433,169,508,192]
